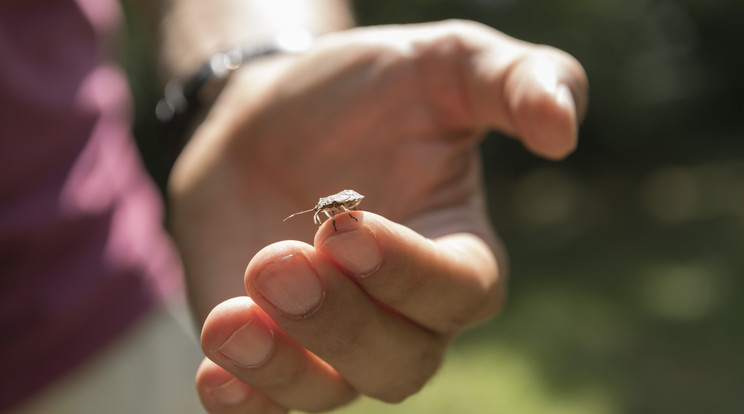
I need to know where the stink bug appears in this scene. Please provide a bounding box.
[283,189,364,231]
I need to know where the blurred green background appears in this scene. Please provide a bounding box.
[126,1,744,413]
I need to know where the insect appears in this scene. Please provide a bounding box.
[283,189,364,231]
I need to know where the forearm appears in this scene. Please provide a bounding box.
[154,0,355,79]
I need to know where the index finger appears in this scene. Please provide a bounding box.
[314,211,506,335]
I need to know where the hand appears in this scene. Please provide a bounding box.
[168,20,588,413]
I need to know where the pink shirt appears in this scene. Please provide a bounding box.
[0,0,183,410]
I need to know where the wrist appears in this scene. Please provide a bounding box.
[156,28,314,164]
[157,0,355,79]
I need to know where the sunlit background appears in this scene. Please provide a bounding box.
[126,1,743,413]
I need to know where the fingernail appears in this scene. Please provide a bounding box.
[555,83,575,112]
[217,317,274,368]
[255,254,324,317]
[321,229,382,277]
[528,82,578,160]
[556,83,578,146]
[209,378,250,406]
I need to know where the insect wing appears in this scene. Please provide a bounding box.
[336,189,363,203]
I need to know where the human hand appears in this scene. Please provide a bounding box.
[167,20,587,413]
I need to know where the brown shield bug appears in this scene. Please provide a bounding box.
[283,189,364,231]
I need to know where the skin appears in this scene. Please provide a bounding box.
[166,20,588,414]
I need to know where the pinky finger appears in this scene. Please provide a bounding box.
[196,358,288,414]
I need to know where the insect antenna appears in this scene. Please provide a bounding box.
[283,208,315,222]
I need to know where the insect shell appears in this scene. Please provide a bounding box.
[283,189,364,231]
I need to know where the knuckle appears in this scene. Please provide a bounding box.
[463,274,508,326]
[378,270,426,309]
[311,315,366,359]
[437,18,488,34]
[438,276,506,333]
[364,342,444,403]
[433,19,505,46]
[255,358,306,389]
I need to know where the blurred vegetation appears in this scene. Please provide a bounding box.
[124,0,744,413]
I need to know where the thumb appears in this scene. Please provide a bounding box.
[501,52,588,159]
[461,22,589,159]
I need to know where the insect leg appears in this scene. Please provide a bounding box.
[342,206,358,222]
[318,210,335,230]
[327,210,338,231]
